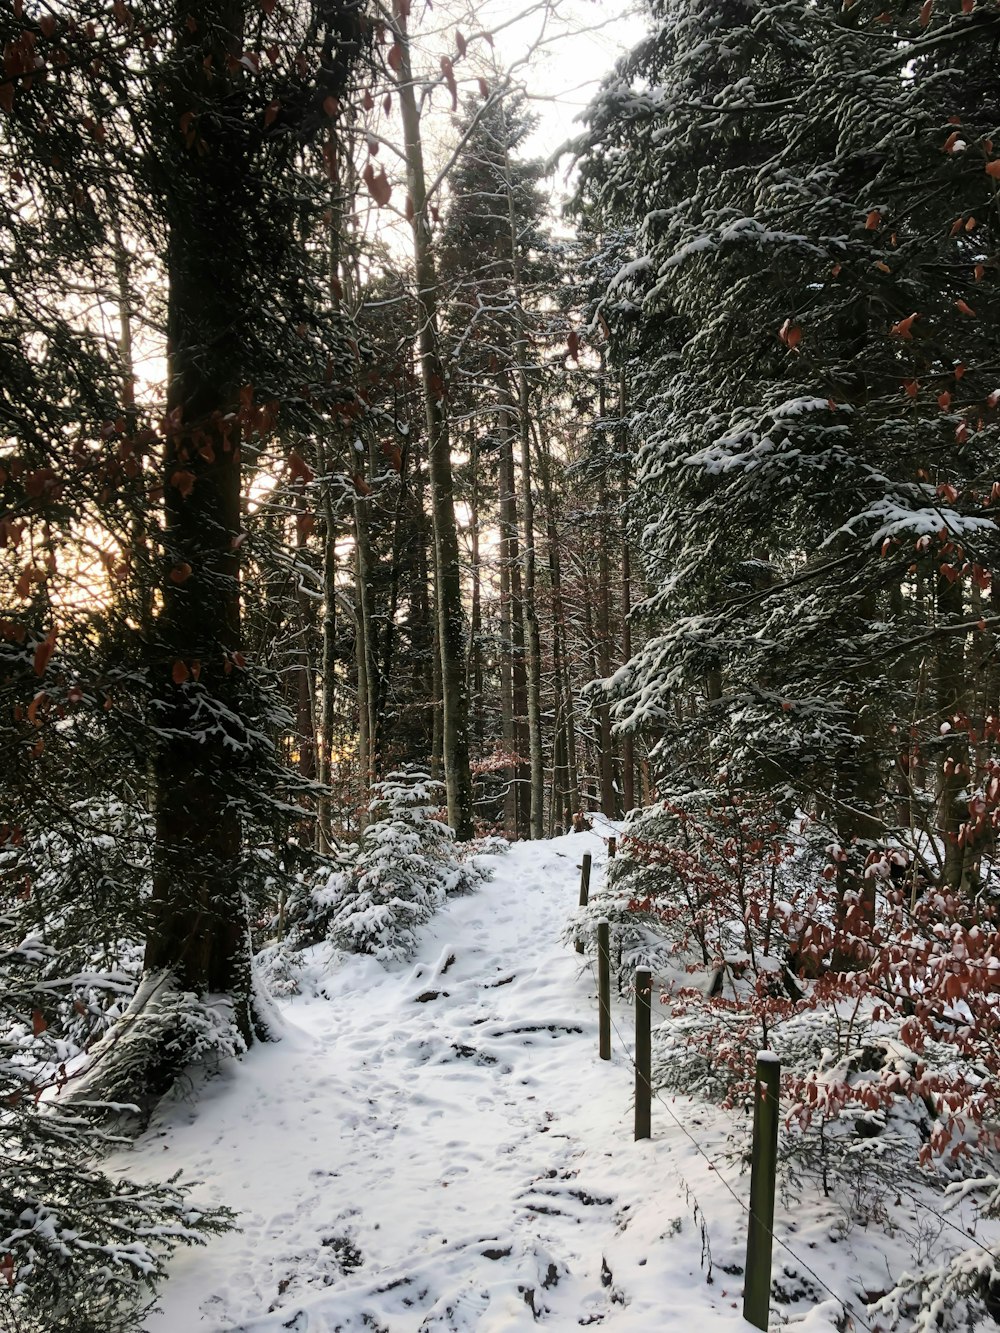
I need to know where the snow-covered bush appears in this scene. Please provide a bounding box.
[254,938,304,997]
[574,786,814,994]
[0,924,231,1333]
[583,783,1000,1206]
[63,972,249,1128]
[873,1244,1000,1333]
[319,771,486,963]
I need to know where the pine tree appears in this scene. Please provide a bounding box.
[574,0,1000,914]
[1,14,370,1317]
[302,769,485,962]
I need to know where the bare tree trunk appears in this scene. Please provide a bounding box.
[937,572,971,891]
[498,410,530,838]
[394,16,473,838]
[294,486,317,782]
[619,365,635,813]
[831,591,884,971]
[114,224,154,643]
[498,546,517,837]
[596,463,618,819]
[146,0,253,1041]
[316,133,349,851]
[467,435,485,749]
[537,430,580,825]
[409,436,439,772]
[499,127,544,839]
[515,392,544,839]
[579,557,601,812]
[353,493,376,796]
[430,596,443,783]
[315,461,337,852]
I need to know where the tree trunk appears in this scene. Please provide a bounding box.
[467,435,485,749]
[498,409,530,838]
[500,129,544,839]
[830,591,884,971]
[937,571,971,891]
[619,365,635,814]
[394,16,473,839]
[596,463,618,819]
[145,0,253,1042]
[498,513,517,837]
[294,486,317,783]
[316,460,338,853]
[409,434,437,765]
[353,496,375,798]
[537,430,580,826]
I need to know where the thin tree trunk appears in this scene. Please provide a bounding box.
[113,224,154,642]
[937,572,971,890]
[619,365,635,813]
[394,16,473,838]
[579,558,601,812]
[498,519,517,836]
[410,433,437,765]
[315,462,337,852]
[353,495,375,796]
[467,435,484,749]
[294,486,317,782]
[498,409,530,838]
[537,430,580,825]
[596,462,618,819]
[831,590,884,971]
[316,135,347,851]
[500,128,544,839]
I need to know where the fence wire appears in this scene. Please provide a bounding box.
[579,949,874,1329]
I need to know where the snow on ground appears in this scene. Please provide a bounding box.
[122,827,933,1331]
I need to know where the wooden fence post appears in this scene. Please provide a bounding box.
[576,853,592,955]
[743,1051,780,1331]
[597,918,611,1061]
[634,967,652,1140]
[608,836,617,859]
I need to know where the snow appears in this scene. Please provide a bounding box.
[113,827,977,1331]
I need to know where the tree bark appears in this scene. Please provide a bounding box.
[394,16,473,838]
[937,571,971,891]
[537,429,580,827]
[316,460,338,853]
[498,408,530,838]
[500,127,544,839]
[145,0,253,1041]
[353,494,375,798]
[618,364,635,813]
[596,460,618,819]
[467,434,485,749]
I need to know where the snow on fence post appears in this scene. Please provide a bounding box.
[576,853,592,954]
[608,836,617,859]
[597,917,611,1061]
[743,1051,780,1331]
[634,967,652,1140]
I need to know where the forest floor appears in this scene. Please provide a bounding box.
[124,826,933,1332]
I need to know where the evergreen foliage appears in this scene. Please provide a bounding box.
[574,0,1000,870]
[0,923,231,1333]
[320,770,486,962]
[572,6,1000,1320]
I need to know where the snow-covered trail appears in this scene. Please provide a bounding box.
[135,829,747,1332]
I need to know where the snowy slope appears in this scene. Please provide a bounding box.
[123,829,900,1332]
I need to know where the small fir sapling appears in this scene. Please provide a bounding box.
[319,771,488,963]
